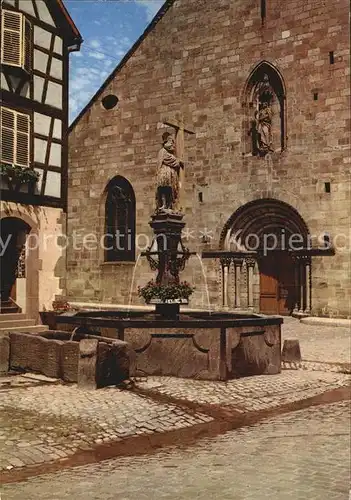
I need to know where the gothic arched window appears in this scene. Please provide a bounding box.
[104,176,135,262]
[243,61,286,156]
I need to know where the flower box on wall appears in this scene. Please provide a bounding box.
[0,164,39,194]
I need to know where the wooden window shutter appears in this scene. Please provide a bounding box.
[24,18,32,72]
[0,107,30,167]
[1,108,15,164]
[16,112,30,167]
[1,10,23,68]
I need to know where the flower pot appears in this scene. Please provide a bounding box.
[149,298,189,305]
[155,302,180,319]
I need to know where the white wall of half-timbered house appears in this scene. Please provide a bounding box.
[0,0,70,202]
[0,0,81,318]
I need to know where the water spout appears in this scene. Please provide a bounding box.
[127,253,142,313]
[194,253,212,314]
[69,327,78,341]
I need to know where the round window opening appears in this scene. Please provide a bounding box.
[101,94,119,110]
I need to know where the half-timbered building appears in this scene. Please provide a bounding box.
[0,0,81,324]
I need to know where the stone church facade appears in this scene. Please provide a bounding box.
[67,0,350,318]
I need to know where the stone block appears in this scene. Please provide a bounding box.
[0,333,10,374]
[125,321,281,380]
[61,341,79,382]
[78,339,98,390]
[96,339,132,386]
[282,339,302,363]
[8,331,132,387]
[230,325,281,378]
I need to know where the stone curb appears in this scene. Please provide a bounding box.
[300,317,351,328]
[282,360,351,374]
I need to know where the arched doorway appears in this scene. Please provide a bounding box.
[221,199,310,315]
[0,217,31,313]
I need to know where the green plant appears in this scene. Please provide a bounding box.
[0,163,40,184]
[52,299,72,312]
[138,280,195,303]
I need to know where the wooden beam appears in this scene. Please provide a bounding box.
[1,90,64,119]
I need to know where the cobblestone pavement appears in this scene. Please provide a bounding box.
[137,371,350,411]
[2,401,350,500]
[0,370,349,474]
[0,318,349,480]
[0,380,212,472]
[282,317,350,366]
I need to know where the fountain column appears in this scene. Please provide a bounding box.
[298,257,305,314]
[292,256,300,314]
[245,257,256,310]
[305,258,311,314]
[299,256,311,314]
[220,257,232,309]
[233,258,243,309]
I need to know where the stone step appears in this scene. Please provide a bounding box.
[0,313,28,321]
[0,299,22,314]
[0,325,48,334]
[300,316,351,328]
[0,319,36,329]
[0,304,20,314]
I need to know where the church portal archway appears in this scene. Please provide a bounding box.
[221,199,311,316]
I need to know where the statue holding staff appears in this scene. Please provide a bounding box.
[155,132,183,211]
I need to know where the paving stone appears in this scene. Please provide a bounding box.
[0,320,349,475]
[2,402,350,499]
[282,318,350,366]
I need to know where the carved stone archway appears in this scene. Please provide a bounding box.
[220,199,311,315]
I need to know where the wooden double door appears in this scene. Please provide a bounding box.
[259,252,296,315]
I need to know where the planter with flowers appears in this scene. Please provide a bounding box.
[0,163,40,193]
[39,300,75,330]
[138,280,195,318]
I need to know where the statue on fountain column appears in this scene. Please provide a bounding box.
[155,132,184,212]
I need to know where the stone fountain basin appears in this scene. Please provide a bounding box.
[7,330,131,385]
[56,311,283,381]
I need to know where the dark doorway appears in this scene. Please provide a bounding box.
[0,217,30,313]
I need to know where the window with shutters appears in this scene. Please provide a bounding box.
[1,107,30,168]
[1,10,32,72]
[104,176,136,262]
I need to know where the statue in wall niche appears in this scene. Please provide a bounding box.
[250,74,275,156]
[155,132,184,212]
[256,101,273,154]
[255,73,274,104]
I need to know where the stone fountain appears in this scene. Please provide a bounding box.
[54,129,283,380]
[1,128,283,383]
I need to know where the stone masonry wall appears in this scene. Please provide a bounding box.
[67,0,350,316]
